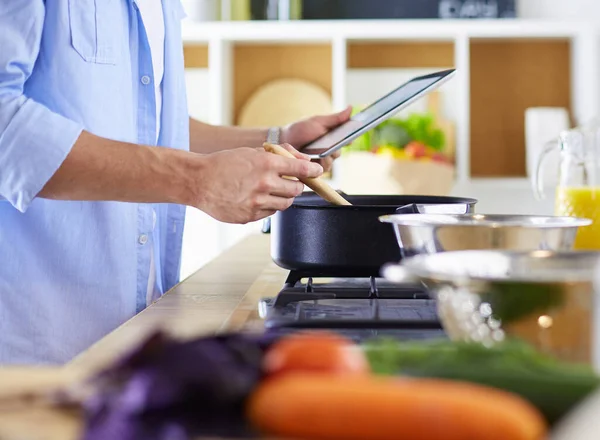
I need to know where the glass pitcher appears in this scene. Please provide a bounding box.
[534,119,600,250]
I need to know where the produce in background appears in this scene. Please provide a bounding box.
[344,107,452,165]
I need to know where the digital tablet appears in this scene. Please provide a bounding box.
[300,69,456,158]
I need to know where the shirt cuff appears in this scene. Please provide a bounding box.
[0,97,83,212]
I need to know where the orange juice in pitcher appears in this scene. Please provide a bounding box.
[535,122,600,249]
[555,187,600,249]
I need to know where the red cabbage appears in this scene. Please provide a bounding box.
[82,331,279,440]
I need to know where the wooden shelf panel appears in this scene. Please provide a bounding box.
[232,43,332,124]
[470,39,571,177]
[183,44,209,68]
[348,41,455,68]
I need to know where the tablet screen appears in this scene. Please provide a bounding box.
[300,69,455,157]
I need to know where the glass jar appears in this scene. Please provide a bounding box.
[535,120,600,249]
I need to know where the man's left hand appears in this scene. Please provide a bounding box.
[281,106,352,172]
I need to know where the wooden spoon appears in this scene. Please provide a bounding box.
[263,143,352,206]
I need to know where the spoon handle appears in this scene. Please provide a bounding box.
[263,143,352,206]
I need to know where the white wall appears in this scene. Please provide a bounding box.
[518,0,600,20]
[180,69,263,280]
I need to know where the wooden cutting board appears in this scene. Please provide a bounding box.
[0,367,84,440]
[237,78,333,127]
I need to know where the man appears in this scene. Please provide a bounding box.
[0,1,350,365]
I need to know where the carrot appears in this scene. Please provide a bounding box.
[263,330,370,377]
[247,373,547,440]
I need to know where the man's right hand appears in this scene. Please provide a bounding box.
[39,132,321,224]
[192,147,323,224]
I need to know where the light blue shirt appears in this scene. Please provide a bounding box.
[0,0,190,364]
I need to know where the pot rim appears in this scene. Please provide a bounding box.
[291,195,478,210]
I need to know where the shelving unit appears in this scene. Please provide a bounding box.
[181,19,600,183]
[178,19,600,279]
[469,38,571,177]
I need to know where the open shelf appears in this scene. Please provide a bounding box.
[469,38,571,177]
[180,20,600,182]
[232,43,332,125]
[347,41,455,68]
[344,40,458,168]
[183,44,209,68]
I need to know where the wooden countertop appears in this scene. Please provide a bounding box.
[0,233,285,440]
[70,233,284,374]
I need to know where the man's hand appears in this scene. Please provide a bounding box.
[193,146,322,224]
[40,133,318,225]
[281,106,352,172]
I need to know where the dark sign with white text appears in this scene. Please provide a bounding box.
[301,0,516,20]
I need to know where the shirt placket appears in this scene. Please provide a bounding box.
[133,1,157,313]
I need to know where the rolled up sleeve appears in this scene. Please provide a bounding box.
[0,1,83,212]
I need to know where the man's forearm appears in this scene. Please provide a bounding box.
[39,131,196,206]
[189,117,268,154]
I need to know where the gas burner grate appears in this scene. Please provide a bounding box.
[262,272,442,332]
[273,274,429,308]
[263,297,441,329]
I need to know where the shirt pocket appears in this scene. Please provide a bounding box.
[68,0,117,65]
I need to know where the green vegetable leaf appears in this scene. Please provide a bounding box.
[362,338,600,424]
[342,106,447,152]
[398,112,446,151]
[374,123,411,148]
[480,283,566,324]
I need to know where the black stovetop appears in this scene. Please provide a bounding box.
[259,272,446,342]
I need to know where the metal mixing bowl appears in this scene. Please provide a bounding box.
[382,250,600,365]
[379,213,592,256]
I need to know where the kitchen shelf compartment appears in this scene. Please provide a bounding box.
[347,41,455,69]
[183,44,209,68]
[470,38,572,177]
[232,43,332,125]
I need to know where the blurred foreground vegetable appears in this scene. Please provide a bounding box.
[364,338,600,424]
[81,331,278,440]
[263,330,370,377]
[78,330,590,440]
[247,373,547,440]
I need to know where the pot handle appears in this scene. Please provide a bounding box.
[395,204,420,214]
[380,263,420,284]
[395,203,471,215]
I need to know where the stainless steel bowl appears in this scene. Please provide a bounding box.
[379,213,592,256]
[383,250,600,365]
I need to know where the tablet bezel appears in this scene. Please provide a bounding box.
[300,69,456,158]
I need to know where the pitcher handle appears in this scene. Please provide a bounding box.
[533,139,559,200]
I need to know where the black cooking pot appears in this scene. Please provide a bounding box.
[265,193,477,278]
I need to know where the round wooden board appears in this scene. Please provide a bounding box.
[237,78,332,127]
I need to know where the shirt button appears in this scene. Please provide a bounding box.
[138,234,148,245]
[141,75,151,85]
